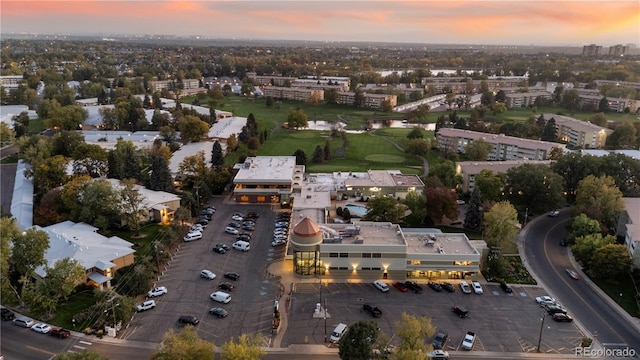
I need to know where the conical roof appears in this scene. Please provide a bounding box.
[292,217,321,237]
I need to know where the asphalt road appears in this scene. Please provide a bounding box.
[522,209,640,354]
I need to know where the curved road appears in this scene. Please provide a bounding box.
[522,210,640,355]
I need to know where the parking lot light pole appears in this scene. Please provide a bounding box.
[537,309,546,352]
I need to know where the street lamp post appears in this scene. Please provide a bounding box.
[537,310,546,352]
[324,298,327,343]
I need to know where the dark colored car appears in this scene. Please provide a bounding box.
[209,307,229,318]
[362,304,382,318]
[236,234,251,241]
[224,272,240,281]
[546,305,568,315]
[228,222,241,228]
[552,313,573,322]
[393,282,408,292]
[196,218,209,226]
[178,315,199,325]
[213,243,229,254]
[500,281,513,293]
[242,224,255,231]
[50,327,71,338]
[218,282,235,291]
[1,308,15,321]
[200,213,212,220]
[246,212,260,219]
[451,305,469,318]
[428,282,443,292]
[432,331,449,349]
[404,281,423,293]
[441,282,455,293]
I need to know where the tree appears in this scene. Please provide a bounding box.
[339,320,379,360]
[210,140,225,169]
[312,145,324,163]
[491,102,507,115]
[287,108,308,129]
[464,139,493,161]
[425,186,459,224]
[394,312,436,359]
[34,155,68,198]
[363,197,407,223]
[178,115,210,143]
[406,127,424,139]
[464,188,483,230]
[292,149,307,166]
[52,349,109,360]
[540,117,557,142]
[219,333,265,360]
[402,191,428,226]
[11,227,50,277]
[151,326,215,360]
[324,139,331,161]
[406,139,429,156]
[121,145,142,181]
[72,143,108,178]
[1,218,19,303]
[561,89,580,110]
[575,175,624,231]
[504,164,564,215]
[148,154,175,192]
[474,170,504,203]
[572,233,616,270]
[589,112,608,127]
[0,122,15,144]
[483,201,519,249]
[567,214,602,245]
[227,134,238,151]
[78,179,121,230]
[119,179,147,235]
[590,244,632,279]
[551,152,601,202]
[42,258,85,302]
[428,160,458,189]
[606,122,637,149]
[598,153,640,197]
[100,107,119,130]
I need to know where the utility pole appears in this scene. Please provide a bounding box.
[324,298,327,343]
[537,310,546,352]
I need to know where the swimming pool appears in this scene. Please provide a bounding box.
[344,203,368,217]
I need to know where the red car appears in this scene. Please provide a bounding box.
[566,269,580,280]
[393,282,408,292]
[49,327,71,339]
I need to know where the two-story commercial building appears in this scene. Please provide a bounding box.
[232,156,304,205]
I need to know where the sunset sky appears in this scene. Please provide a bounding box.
[1,1,639,46]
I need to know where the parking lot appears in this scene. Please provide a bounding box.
[282,282,585,354]
[120,198,286,346]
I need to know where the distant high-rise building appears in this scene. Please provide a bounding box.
[583,44,602,56]
[609,44,628,56]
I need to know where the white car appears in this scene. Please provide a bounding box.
[427,349,450,359]
[183,231,203,242]
[136,300,156,312]
[225,227,239,235]
[148,286,168,297]
[459,281,472,294]
[231,215,244,221]
[271,239,287,247]
[31,323,52,334]
[536,296,556,305]
[461,331,476,350]
[373,280,390,293]
[200,269,216,280]
[273,234,288,241]
[471,281,483,294]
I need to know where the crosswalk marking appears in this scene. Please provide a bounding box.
[79,340,93,345]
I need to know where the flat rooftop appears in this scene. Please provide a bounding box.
[403,231,478,255]
[233,156,297,184]
[321,222,405,246]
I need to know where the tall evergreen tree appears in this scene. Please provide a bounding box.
[324,139,331,161]
[464,188,483,230]
[246,113,258,136]
[148,155,174,192]
[121,146,141,181]
[107,151,121,179]
[312,145,324,163]
[210,140,225,169]
[292,149,307,166]
[540,117,557,142]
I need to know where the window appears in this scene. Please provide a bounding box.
[339,253,348,258]
[338,267,348,270]
[362,253,372,258]
[372,253,382,258]
[410,260,421,265]
[372,267,381,270]
[361,267,371,270]
[329,253,338,258]
[454,260,473,266]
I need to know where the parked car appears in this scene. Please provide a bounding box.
[246,212,260,219]
[404,281,423,293]
[461,331,476,350]
[49,327,71,339]
[12,316,34,328]
[427,349,450,359]
[178,315,199,326]
[136,300,156,312]
[213,243,229,254]
[232,240,250,252]
[545,305,568,314]
[228,222,241,228]
[471,281,484,294]
[190,224,204,231]
[500,280,513,293]
[201,208,215,216]
[428,282,443,292]
[273,234,288,241]
[362,303,382,318]
[200,270,216,280]
[224,227,239,235]
[271,239,287,247]
[218,282,235,291]
[441,282,455,293]
[1,308,15,321]
[148,286,168,297]
[552,313,573,322]
[459,281,472,294]
[393,282,408,292]
[209,307,229,318]
[195,218,209,226]
[237,234,252,242]
[200,213,212,220]
[231,215,244,221]
[536,296,556,305]
[548,210,560,217]
[451,305,469,318]
[224,272,240,281]
[432,331,449,349]
[373,280,390,293]
[183,231,203,242]
[242,224,255,231]
[566,269,580,280]
[31,323,52,334]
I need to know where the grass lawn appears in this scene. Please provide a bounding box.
[102,224,165,261]
[453,106,639,124]
[590,272,640,318]
[50,290,95,329]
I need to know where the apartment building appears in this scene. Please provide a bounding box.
[616,198,640,268]
[148,80,173,92]
[262,86,324,102]
[541,114,612,149]
[583,44,602,56]
[336,92,397,110]
[290,82,348,92]
[245,72,297,86]
[504,91,552,108]
[436,128,563,161]
[609,44,628,56]
[578,94,639,113]
[456,160,552,193]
